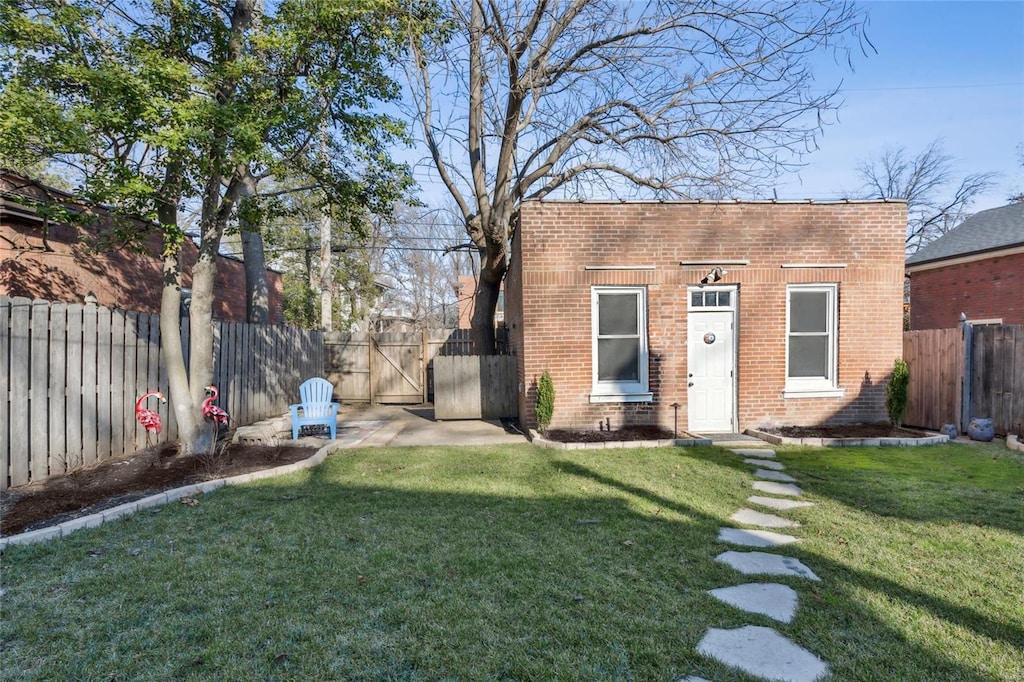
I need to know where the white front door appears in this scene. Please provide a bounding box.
[687,310,735,432]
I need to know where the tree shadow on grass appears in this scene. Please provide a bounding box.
[684,443,1024,535]
[1,447,1018,681]
[558,457,1024,676]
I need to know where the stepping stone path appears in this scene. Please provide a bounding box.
[718,527,800,547]
[714,550,821,581]
[744,458,785,470]
[708,583,798,623]
[697,626,830,682]
[685,447,831,681]
[730,507,801,528]
[752,481,804,497]
[753,469,798,483]
[748,495,816,511]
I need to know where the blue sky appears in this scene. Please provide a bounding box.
[404,1,1023,214]
[773,0,1024,210]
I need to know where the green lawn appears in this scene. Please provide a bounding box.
[1,442,1022,681]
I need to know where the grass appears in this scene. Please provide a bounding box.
[1,441,1022,681]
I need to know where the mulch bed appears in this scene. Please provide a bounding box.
[763,423,929,439]
[542,425,677,443]
[1,442,319,537]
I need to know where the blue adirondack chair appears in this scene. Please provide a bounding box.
[290,378,341,439]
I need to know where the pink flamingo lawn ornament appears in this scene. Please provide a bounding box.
[135,391,166,446]
[202,385,230,438]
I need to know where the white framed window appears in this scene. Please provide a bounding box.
[785,284,842,398]
[591,287,651,402]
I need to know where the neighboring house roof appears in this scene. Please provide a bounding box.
[906,203,1024,266]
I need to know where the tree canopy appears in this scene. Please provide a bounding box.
[1,0,437,453]
[406,0,870,350]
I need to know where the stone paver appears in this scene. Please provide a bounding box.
[752,481,804,497]
[718,527,799,547]
[748,495,815,510]
[697,625,830,682]
[753,469,798,483]
[730,508,800,528]
[730,448,776,458]
[708,583,799,623]
[715,550,820,581]
[744,458,785,470]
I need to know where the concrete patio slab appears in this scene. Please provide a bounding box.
[714,550,820,581]
[744,458,785,470]
[730,448,776,458]
[718,527,799,547]
[752,481,804,497]
[748,495,815,511]
[697,625,829,682]
[708,583,799,623]
[730,508,800,528]
[753,469,798,483]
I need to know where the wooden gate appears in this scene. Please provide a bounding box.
[903,328,964,432]
[372,333,424,404]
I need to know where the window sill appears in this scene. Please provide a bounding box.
[589,392,654,404]
[783,387,845,399]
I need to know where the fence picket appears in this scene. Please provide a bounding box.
[81,303,98,466]
[65,305,84,470]
[109,310,125,460]
[29,300,50,481]
[9,297,30,487]
[95,305,113,462]
[0,297,11,489]
[48,303,68,473]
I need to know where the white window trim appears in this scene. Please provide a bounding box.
[590,286,651,402]
[784,283,841,397]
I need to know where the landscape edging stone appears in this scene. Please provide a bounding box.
[0,441,339,551]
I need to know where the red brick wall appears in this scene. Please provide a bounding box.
[508,201,907,432]
[908,252,1024,329]
[1,216,283,323]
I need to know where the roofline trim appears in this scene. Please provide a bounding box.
[906,244,1024,272]
[522,198,907,206]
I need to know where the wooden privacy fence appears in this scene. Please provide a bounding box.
[903,324,1024,436]
[325,328,509,406]
[903,328,964,433]
[433,355,517,420]
[0,296,323,490]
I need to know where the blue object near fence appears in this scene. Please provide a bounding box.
[290,378,341,440]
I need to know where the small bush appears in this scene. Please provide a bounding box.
[536,370,555,432]
[885,358,910,427]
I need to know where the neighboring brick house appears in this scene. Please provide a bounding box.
[506,200,907,433]
[1,171,283,323]
[905,203,1024,330]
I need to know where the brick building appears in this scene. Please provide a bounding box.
[455,274,504,329]
[506,200,907,433]
[905,203,1024,330]
[1,171,283,322]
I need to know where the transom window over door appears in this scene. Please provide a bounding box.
[591,287,651,402]
[785,284,841,397]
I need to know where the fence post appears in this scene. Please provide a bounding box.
[960,316,973,433]
[421,326,429,404]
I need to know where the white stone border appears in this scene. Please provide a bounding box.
[530,430,712,449]
[1007,434,1023,453]
[745,428,948,448]
[0,441,340,550]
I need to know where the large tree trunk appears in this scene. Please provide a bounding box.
[156,162,205,455]
[238,168,270,324]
